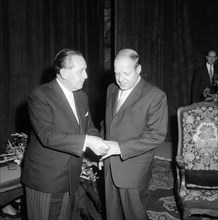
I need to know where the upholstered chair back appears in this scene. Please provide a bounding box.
[177,102,218,171]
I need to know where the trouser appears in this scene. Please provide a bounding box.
[25,187,73,220]
[105,165,153,220]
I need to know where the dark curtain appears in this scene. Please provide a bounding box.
[0,0,104,148]
[113,0,218,142]
[1,0,218,147]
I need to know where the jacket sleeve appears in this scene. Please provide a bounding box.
[119,91,168,160]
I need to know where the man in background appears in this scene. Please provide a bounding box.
[21,49,108,220]
[191,50,217,103]
[102,48,168,220]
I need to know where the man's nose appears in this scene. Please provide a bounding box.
[118,74,123,82]
[83,71,88,79]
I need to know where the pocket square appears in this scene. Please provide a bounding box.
[85,112,89,116]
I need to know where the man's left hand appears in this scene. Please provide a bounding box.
[101,140,121,160]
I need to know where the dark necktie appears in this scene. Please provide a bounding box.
[209,66,213,84]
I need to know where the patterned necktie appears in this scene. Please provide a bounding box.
[116,91,125,113]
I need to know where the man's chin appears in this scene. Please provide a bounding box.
[74,85,83,91]
[79,83,84,89]
[119,85,128,90]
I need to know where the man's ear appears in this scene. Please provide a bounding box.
[60,68,68,79]
[136,64,142,75]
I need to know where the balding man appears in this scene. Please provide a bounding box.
[191,50,217,103]
[102,49,168,220]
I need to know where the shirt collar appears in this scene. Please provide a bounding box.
[206,63,213,69]
[56,78,72,97]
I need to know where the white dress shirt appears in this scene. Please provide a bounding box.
[56,79,79,124]
[206,63,214,83]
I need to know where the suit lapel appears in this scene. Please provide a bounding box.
[51,80,80,130]
[116,78,145,114]
[204,65,214,85]
[112,87,119,117]
[74,92,84,133]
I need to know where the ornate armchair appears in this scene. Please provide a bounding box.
[176,102,218,220]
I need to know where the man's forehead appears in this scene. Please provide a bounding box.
[207,51,216,57]
[68,55,86,67]
[115,56,134,65]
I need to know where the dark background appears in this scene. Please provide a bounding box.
[1,0,218,150]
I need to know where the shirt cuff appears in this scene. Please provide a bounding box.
[83,135,87,151]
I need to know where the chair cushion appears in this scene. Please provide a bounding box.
[182,188,218,210]
[185,170,218,187]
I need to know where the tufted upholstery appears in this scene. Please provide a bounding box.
[176,102,218,220]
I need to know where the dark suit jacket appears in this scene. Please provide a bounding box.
[191,65,217,103]
[104,78,168,188]
[21,79,99,194]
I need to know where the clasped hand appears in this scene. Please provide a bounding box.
[86,135,109,156]
[86,136,121,159]
[100,140,121,160]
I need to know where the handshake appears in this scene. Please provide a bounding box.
[86,135,121,160]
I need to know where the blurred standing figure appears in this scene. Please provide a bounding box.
[102,49,168,220]
[191,50,217,103]
[21,49,108,220]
